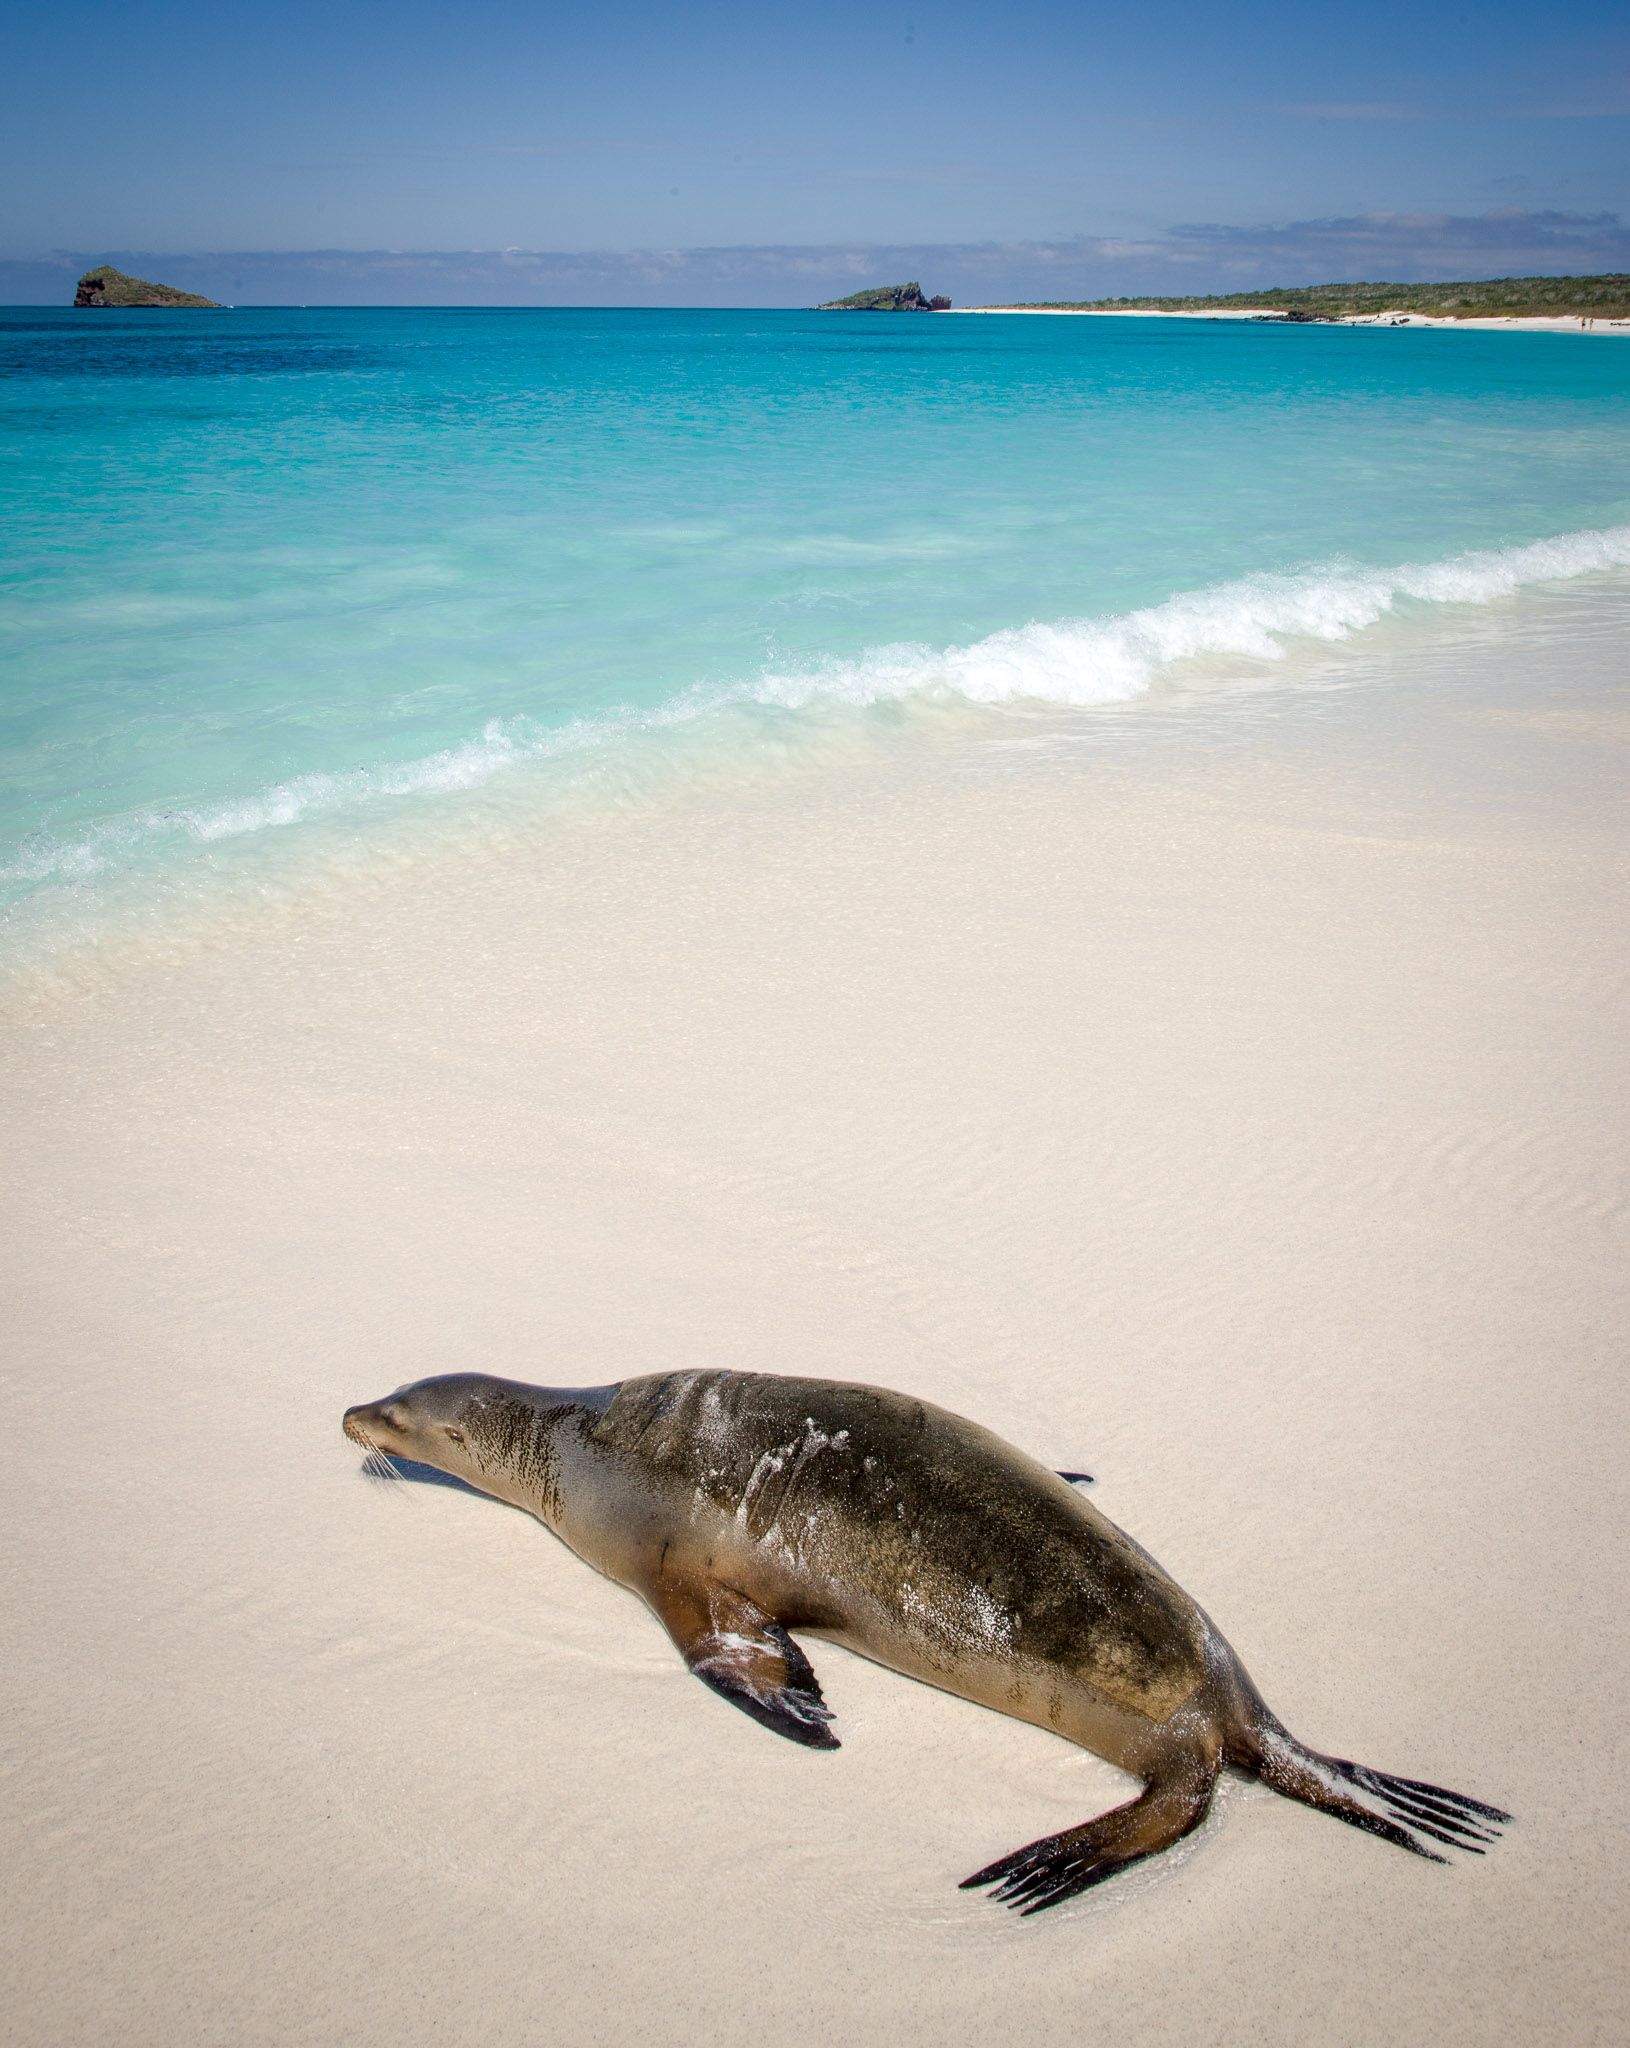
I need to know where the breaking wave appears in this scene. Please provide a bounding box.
[7,522,1629,896]
[752,524,1630,711]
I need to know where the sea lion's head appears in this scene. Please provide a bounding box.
[343,1372,620,1497]
[343,1373,510,1483]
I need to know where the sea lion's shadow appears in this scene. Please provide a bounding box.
[372,1456,509,1504]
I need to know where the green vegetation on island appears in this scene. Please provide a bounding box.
[816,282,952,311]
[75,266,221,308]
[979,274,1630,320]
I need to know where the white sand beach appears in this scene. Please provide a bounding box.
[958,307,1630,333]
[3,580,1628,2047]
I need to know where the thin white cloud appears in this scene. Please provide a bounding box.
[1277,102,1417,121]
[1274,98,1627,123]
[1508,103,1630,118]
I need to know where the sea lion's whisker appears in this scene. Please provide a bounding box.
[353,1427,403,1486]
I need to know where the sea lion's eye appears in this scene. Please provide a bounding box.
[445,1427,465,1447]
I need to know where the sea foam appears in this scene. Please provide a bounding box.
[750,524,1630,711]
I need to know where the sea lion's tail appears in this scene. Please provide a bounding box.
[1234,1718,1511,1861]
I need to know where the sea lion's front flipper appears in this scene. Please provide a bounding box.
[961,1743,1222,1913]
[642,1574,840,1751]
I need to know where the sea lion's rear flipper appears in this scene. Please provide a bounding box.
[1236,1719,1510,1859]
[961,1747,1221,1914]
[642,1574,839,1751]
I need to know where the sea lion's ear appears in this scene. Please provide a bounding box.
[640,1574,840,1750]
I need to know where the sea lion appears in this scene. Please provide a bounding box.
[342,1369,1508,1912]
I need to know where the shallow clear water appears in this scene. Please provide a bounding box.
[3,306,1628,960]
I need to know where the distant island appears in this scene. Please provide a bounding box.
[971,273,1630,321]
[817,283,952,311]
[75,266,221,309]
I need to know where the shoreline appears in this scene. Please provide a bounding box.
[955,305,1630,334]
[7,529,1628,999]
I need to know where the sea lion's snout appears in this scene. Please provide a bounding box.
[343,1397,411,1454]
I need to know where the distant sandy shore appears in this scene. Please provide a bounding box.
[956,306,1630,334]
[3,582,1628,2046]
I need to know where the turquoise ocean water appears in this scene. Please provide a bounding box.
[3,306,1628,967]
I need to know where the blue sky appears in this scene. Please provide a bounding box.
[5,0,1627,295]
